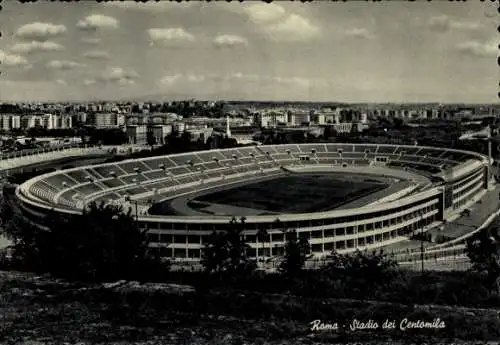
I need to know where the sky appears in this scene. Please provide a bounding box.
[0,1,498,103]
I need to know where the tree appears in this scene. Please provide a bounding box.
[220,136,238,148]
[256,225,269,263]
[349,123,359,136]
[271,217,284,255]
[2,212,44,272]
[466,225,500,294]
[88,128,128,146]
[323,249,398,298]
[0,189,50,272]
[34,202,169,282]
[165,130,180,151]
[278,230,310,277]
[181,131,192,145]
[146,127,156,149]
[393,118,404,129]
[205,135,217,150]
[201,230,228,274]
[201,217,256,277]
[77,127,88,146]
[323,125,331,139]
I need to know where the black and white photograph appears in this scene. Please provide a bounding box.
[0,0,499,344]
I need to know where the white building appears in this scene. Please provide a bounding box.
[0,114,21,131]
[173,121,186,132]
[288,110,311,126]
[312,110,340,125]
[20,114,72,130]
[253,112,287,128]
[91,113,125,128]
[310,108,368,132]
[75,112,87,124]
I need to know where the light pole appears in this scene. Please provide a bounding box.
[134,201,138,223]
[420,211,425,274]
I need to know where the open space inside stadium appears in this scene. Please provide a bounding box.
[151,173,393,217]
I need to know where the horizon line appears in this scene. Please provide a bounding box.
[1,99,499,105]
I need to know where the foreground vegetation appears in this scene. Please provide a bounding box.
[1,269,500,344]
[2,189,500,343]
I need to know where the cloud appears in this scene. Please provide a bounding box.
[159,72,316,89]
[0,80,72,102]
[99,67,139,85]
[77,14,119,30]
[55,79,67,85]
[84,68,138,87]
[15,22,67,41]
[186,74,205,83]
[81,37,101,45]
[242,4,319,42]
[456,40,498,58]
[115,79,136,86]
[227,73,261,83]
[266,14,320,41]
[213,34,248,48]
[244,3,286,24]
[484,11,497,18]
[160,74,183,85]
[47,60,85,70]
[104,1,194,12]
[0,49,30,67]
[428,16,452,32]
[83,51,110,60]
[429,15,480,32]
[272,76,312,88]
[227,73,313,88]
[10,41,64,54]
[344,28,375,39]
[83,79,96,86]
[148,28,195,45]
[159,73,209,85]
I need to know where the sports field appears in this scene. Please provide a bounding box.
[191,174,388,214]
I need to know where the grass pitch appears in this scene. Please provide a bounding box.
[194,174,387,214]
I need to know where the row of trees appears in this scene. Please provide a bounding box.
[0,199,169,282]
[15,127,130,146]
[3,185,500,304]
[133,100,226,118]
[127,130,238,161]
[0,194,314,283]
[17,125,240,150]
[201,216,312,279]
[466,225,500,294]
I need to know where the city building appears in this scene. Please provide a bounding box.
[0,114,22,131]
[89,113,126,129]
[185,128,214,143]
[151,125,173,145]
[288,110,311,126]
[253,112,288,128]
[126,125,148,145]
[19,114,72,130]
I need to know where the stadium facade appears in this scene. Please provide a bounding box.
[15,144,492,261]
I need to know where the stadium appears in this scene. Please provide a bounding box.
[15,143,492,262]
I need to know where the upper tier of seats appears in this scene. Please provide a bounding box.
[24,144,481,210]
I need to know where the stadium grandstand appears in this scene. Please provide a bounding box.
[15,143,493,262]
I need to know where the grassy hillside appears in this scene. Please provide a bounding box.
[1,270,499,345]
